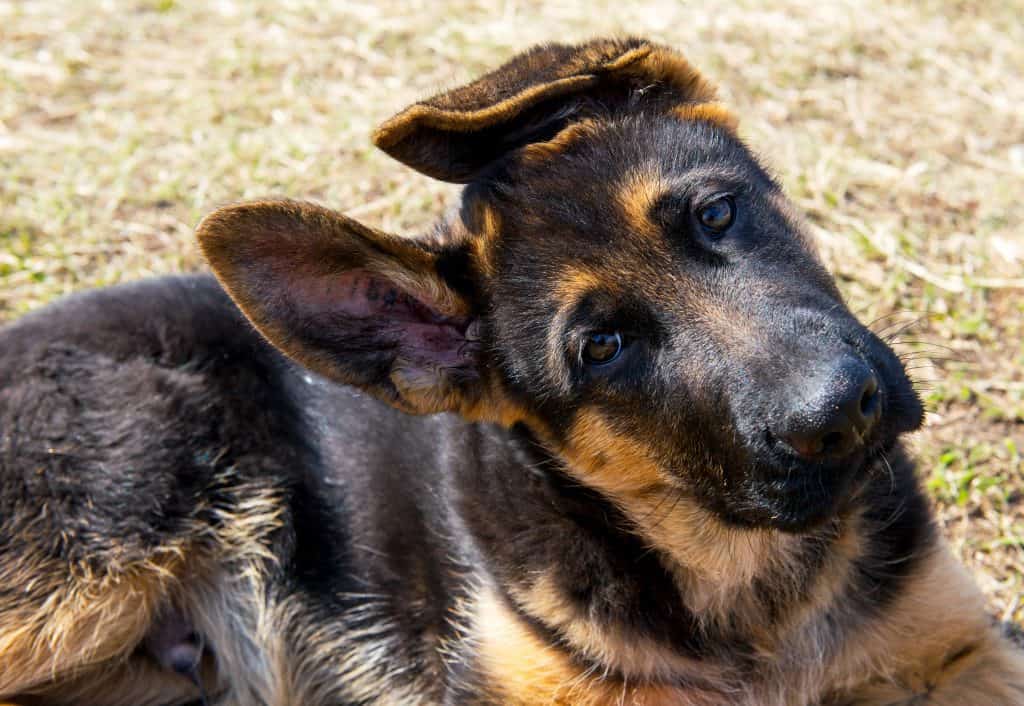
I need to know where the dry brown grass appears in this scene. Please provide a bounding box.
[1,0,1021,624]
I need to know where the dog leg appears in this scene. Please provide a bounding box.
[920,636,1024,705]
[839,632,1024,705]
[832,544,1024,705]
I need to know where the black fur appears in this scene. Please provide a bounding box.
[0,273,938,704]
[2,37,1019,706]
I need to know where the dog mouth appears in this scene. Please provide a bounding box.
[753,456,873,531]
[751,341,924,530]
[735,433,908,532]
[680,388,919,533]
[713,397,908,533]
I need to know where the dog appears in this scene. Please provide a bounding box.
[1,37,1022,706]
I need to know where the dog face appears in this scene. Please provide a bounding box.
[199,38,922,533]
[478,114,923,531]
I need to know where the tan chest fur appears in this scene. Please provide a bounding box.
[474,587,730,706]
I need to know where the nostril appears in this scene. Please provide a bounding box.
[858,374,881,421]
[777,360,882,461]
[859,389,873,415]
[856,375,880,424]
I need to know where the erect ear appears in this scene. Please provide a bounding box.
[372,37,721,183]
[197,200,482,415]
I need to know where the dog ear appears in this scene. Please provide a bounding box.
[197,200,482,415]
[373,37,719,183]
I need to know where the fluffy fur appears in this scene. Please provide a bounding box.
[1,38,1022,705]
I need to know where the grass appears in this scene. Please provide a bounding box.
[1,0,1021,624]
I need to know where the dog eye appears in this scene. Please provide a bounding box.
[697,196,735,233]
[582,332,623,366]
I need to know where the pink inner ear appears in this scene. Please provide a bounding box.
[294,269,476,369]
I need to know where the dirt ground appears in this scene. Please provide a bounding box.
[1,0,1021,624]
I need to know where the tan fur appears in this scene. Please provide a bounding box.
[828,543,1024,704]
[615,168,668,239]
[670,102,740,132]
[562,408,666,496]
[556,407,895,640]
[559,410,798,618]
[462,391,551,432]
[554,266,606,304]
[507,573,719,683]
[519,119,601,165]
[374,75,599,150]
[506,513,862,686]
[180,479,298,706]
[545,267,611,391]
[619,46,718,105]
[0,550,186,699]
[464,199,503,279]
[483,531,1024,706]
[2,472,288,705]
[475,584,710,706]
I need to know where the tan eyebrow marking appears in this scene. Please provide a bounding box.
[545,267,608,389]
[615,167,668,239]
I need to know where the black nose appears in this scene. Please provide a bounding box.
[778,356,881,460]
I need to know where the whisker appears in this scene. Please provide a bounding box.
[864,310,924,335]
[889,340,962,355]
[897,353,962,363]
[879,450,896,496]
[878,316,929,342]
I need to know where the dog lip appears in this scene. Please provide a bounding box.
[761,429,893,477]
[749,442,899,528]
[759,426,871,474]
[758,459,857,492]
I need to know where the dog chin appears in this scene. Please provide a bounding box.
[720,459,865,533]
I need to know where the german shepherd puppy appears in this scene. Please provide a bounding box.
[1,38,1022,706]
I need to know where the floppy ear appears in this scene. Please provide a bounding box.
[197,200,481,415]
[373,37,720,183]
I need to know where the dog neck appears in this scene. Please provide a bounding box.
[454,424,932,685]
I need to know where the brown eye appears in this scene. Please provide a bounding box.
[697,196,735,233]
[582,332,623,366]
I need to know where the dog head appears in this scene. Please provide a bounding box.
[198,38,922,533]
